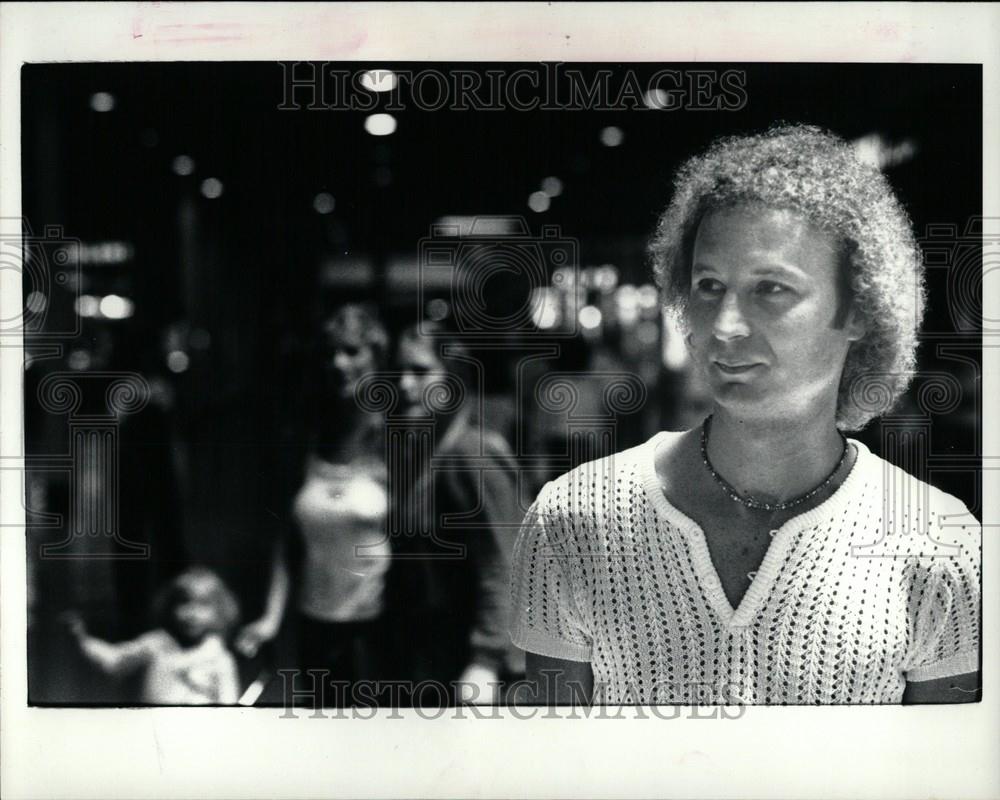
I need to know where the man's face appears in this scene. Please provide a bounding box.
[686,204,865,423]
[397,338,447,416]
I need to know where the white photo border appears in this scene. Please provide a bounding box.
[1,3,998,799]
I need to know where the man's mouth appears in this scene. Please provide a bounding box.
[713,361,763,374]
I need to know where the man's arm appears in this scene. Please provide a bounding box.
[903,671,981,704]
[452,466,520,672]
[524,652,593,705]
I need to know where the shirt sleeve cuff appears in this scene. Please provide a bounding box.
[905,649,980,682]
[509,624,592,662]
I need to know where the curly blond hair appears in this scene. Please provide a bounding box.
[648,124,925,430]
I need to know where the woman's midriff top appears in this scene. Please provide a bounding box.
[294,454,391,622]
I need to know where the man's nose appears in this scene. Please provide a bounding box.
[713,290,750,341]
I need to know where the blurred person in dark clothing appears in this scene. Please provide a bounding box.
[386,322,524,705]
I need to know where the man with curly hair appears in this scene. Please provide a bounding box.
[509,124,981,705]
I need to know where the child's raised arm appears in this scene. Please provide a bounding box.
[65,613,159,677]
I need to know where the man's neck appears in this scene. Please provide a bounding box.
[704,407,846,505]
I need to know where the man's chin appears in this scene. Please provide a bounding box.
[710,381,772,412]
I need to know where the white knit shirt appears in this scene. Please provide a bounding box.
[509,431,981,704]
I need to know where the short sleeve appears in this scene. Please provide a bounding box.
[903,502,981,683]
[508,482,592,662]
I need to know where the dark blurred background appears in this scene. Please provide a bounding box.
[20,62,982,703]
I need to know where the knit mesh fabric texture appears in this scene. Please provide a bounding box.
[509,432,981,704]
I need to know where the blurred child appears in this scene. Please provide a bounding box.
[67,566,241,705]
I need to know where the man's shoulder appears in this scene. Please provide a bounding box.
[535,435,660,509]
[859,444,976,522]
[855,445,980,557]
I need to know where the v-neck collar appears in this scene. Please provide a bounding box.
[637,429,871,628]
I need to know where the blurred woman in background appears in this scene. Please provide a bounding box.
[387,322,524,705]
[236,304,391,707]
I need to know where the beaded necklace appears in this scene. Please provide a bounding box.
[700,415,849,512]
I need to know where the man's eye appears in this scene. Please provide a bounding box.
[756,281,789,295]
[694,278,724,295]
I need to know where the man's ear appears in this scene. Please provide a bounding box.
[843,305,867,342]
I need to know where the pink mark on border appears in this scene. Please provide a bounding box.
[128,6,368,53]
[153,37,247,45]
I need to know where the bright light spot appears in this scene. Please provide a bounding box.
[200,178,224,199]
[528,191,550,213]
[595,265,619,293]
[599,126,624,147]
[360,70,397,93]
[167,351,190,373]
[615,284,640,326]
[541,176,563,197]
[90,92,116,112]
[552,267,576,288]
[531,288,560,330]
[852,133,919,170]
[79,241,134,265]
[172,155,196,176]
[364,113,397,136]
[313,192,336,214]
[25,291,47,315]
[579,305,602,330]
[74,295,100,318]
[637,283,659,310]
[643,89,669,110]
[853,134,882,168]
[99,294,134,320]
[68,350,92,371]
[426,298,450,322]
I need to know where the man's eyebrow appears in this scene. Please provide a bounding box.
[691,262,808,280]
[750,263,807,280]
